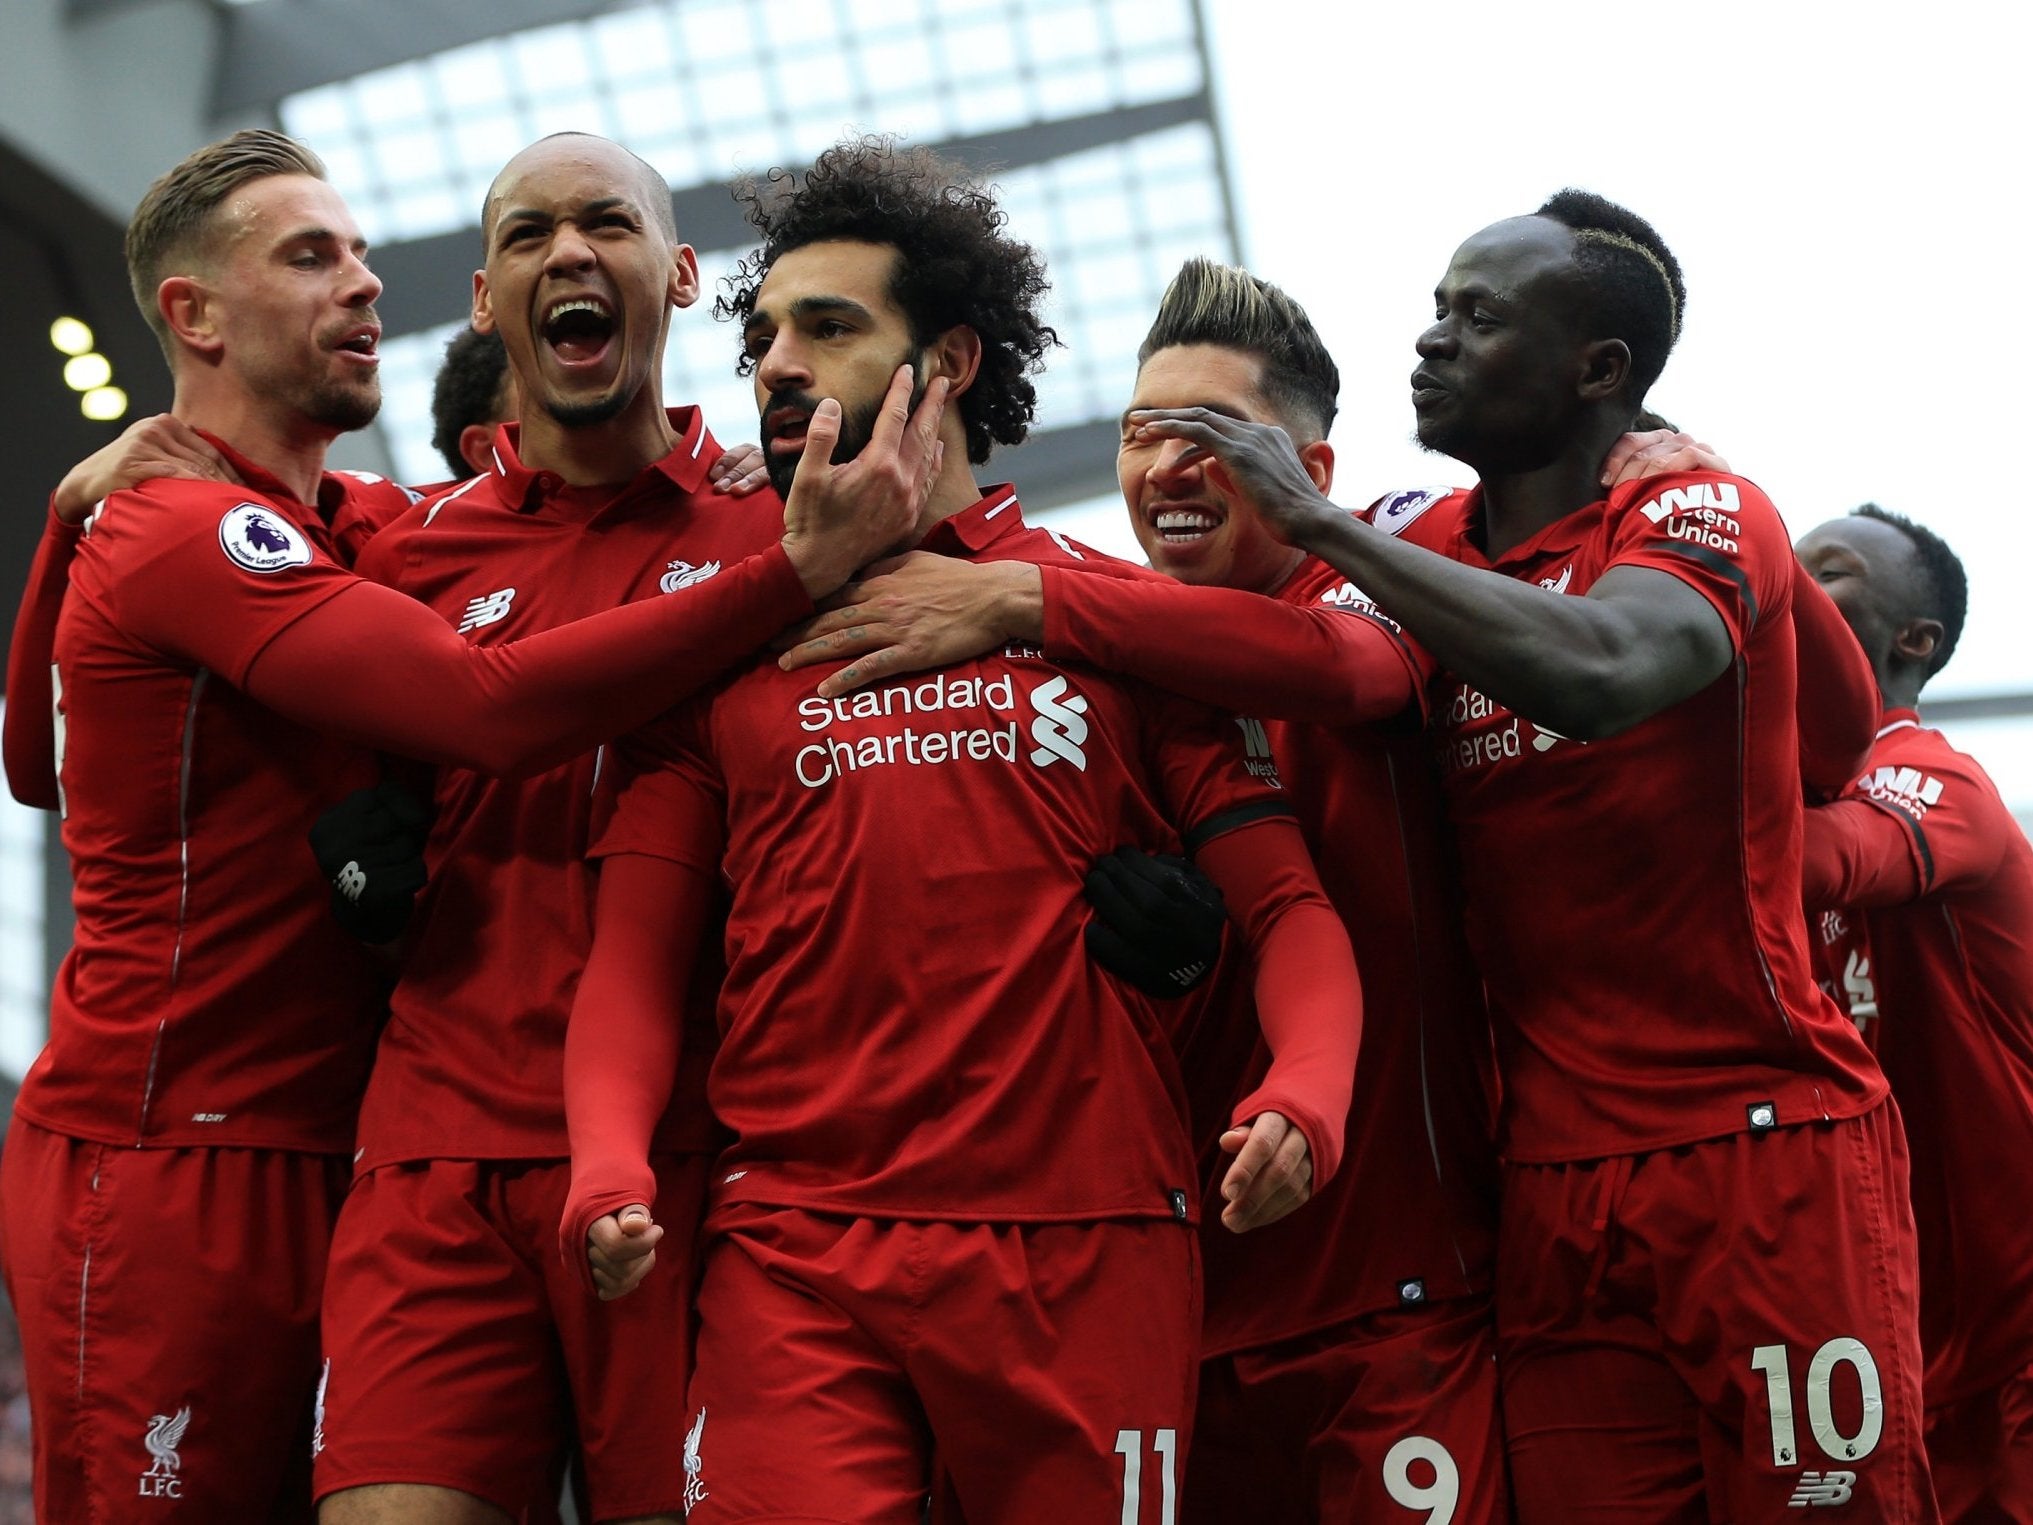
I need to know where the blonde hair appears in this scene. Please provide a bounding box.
[1138,258,1340,438]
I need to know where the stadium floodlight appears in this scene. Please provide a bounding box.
[50,317,95,356]
[63,353,113,392]
[80,385,129,422]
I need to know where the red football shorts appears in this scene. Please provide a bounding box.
[312,1154,708,1522]
[0,1116,346,1523]
[1497,1101,1935,1524]
[684,1202,1199,1523]
[1926,1358,2033,1524]
[1182,1294,1509,1524]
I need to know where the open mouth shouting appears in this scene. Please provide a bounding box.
[540,294,618,376]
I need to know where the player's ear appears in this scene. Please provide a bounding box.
[1577,337,1631,402]
[159,276,221,358]
[668,244,701,312]
[472,270,495,334]
[1894,616,1942,669]
[458,424,496,478]
[924,324,982,400]
[1297,438,1335,496]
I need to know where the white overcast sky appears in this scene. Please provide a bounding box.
[1052,0,2030,716]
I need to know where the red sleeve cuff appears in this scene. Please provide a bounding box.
[559,1166,662,1299]
[1228,1088,1345,1194]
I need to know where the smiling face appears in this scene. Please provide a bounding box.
[742,240,924,499]
[1411,215,1599,474]
[204,174,383,432]
[1118,343,1310,593]
[474,136,697,430]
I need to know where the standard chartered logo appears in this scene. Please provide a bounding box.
[1028,675,1089,771]
[790,670,1095,788]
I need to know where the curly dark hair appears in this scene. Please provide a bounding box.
[716,136,1059,465]
[429,326,510,480]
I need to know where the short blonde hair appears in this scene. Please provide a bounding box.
[125,129,326,360]
[1138,258,1340,439]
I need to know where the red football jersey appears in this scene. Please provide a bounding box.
[349,409,795,1166]
[19,459,391,1151]
[591,490,1300,1223]
[1813,905,1880,1048]
[4,445,419,813]
[1189,553,1499,1354]
[1388,474,1885,1163]
[1805,710,2033,1400]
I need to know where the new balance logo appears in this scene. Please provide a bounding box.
[457,587,517,633]
[1029,676,1090,770]
[139,1406,190,1498]
[1787,1470,1857,1507]
[1858,765,1944,821]
[334,861,367,902]
[1639,481,1740,523]
[660,559,720,593]
[1234,717,1283,787]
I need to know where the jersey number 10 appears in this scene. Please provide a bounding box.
[1750,1338,1884,1466]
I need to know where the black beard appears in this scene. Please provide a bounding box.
[760,367,927,500]
[547,389,630,429]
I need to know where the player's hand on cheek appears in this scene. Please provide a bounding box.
[1599,428,1730,487]
[707,441,770,497]
[1127,409,1329,547]
[1217,1110,1313,1233]
[586,1203,663,1301]
[776,553,1039,697]
[53,413,240,525]
[778,367,951,598]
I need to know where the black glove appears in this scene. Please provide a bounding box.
[308,781,431,945]
[1083,846,1227,997]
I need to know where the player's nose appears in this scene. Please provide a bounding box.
[755,334,808,394]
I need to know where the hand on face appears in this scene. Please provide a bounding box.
[776,364,950,598]
[1125,409,1332,548]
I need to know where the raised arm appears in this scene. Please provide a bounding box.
[1129,412,1774,740]
[777,552,1425,724]
[1040,567,1425,727]
[239,553,811,775]
[8,419,237,807]
[1803,750,2007,910]
[1802,801,1928,911]
[116,374,944,776]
